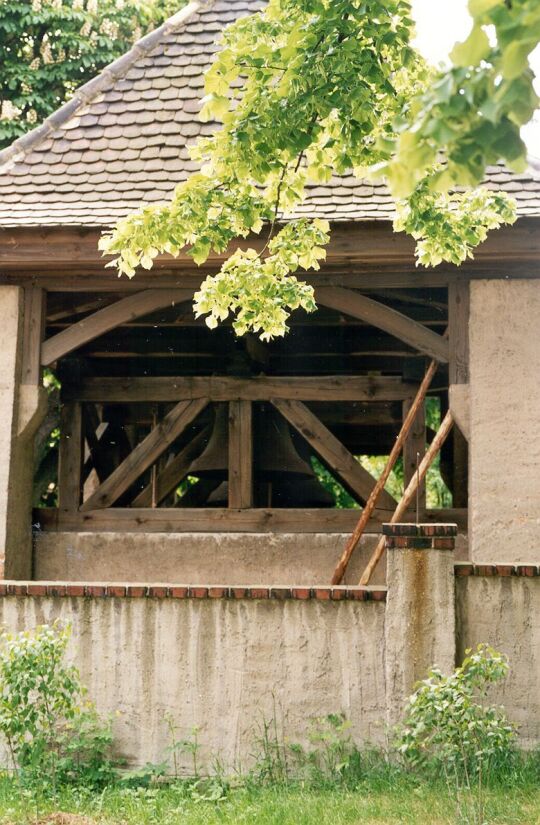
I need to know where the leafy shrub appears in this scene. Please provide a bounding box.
[0,622,116,791]
[396,644,516,784]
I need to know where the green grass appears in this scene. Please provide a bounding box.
[0,777,539,825]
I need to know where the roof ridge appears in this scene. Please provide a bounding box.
[0,0,213,171]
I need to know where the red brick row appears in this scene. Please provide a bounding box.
[0,582,388,602]
[455,563,540,578]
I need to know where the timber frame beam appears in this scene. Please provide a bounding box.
[316,287,449,362]
[63,375,419,403]
[41,288,193,365]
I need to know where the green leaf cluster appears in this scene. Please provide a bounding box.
[100,0,533,337]
[385,0,539,197]
[0,0,181,148]
[397,644,516,782]
[0,622,115,792]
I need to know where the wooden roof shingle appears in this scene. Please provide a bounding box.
[0,0,539,227]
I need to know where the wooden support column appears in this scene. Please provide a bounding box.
[402,395,426,507]
[448,280,470,504]
[228,400,253,508]
[58,401,83,511]
[0,286,48,578]
[448,280,470,385]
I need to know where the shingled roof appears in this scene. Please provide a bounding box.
[0,0,539,228]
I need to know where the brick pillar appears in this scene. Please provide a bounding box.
[384,523,457,728]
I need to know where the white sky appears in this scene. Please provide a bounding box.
[411,0,540,160]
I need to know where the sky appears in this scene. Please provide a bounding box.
[411,0,540,160]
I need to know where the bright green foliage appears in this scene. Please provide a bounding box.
[397,644,516,781]
[0,622,114,791]
[394,177,517,267]
[100,0,535,338]
[0,0,181,148]
[193,219,327,339]
[385,0,540,198]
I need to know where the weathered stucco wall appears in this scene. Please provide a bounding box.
[456,575,540,747]
[469,279,540,562]
[33,530,469,585]
[0,594,386,770]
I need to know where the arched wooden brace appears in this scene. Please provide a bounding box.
[315,286,449,363]
[41,288,193,366]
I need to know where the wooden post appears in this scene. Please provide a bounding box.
[402,395,426,506]
[21,287,45,387]
[331,359,438,585]
[358,410,454,586]
[58,401,83,511]
[228,400,253,508]
[448,280,470,384]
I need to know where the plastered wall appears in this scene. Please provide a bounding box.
[456,575,540,747]
[469,279,540,562]
[33,530,469,585]
[0,594,386,770]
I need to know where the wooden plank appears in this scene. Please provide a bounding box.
[359,410,454,585]
[57,401,82,511]
[1,219,538,270]
[271,398,397,510]
[316,287,449,362]
[228,400,252,508]
[41,288,193,365]
[82,405,112,483]
[64,375,418,403]
[331,359,437,585]
[448,280,470,384]
[34,506,468,533]
[80,397,208,510]
[131,427,210,507]
[21,287,45,385]
[402,396,426,506]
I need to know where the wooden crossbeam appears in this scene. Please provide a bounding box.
[41,288,193,365]
[80,398,208,511]
[271,398,397,510]
[131,427,210,507]
[64,375,417,403]
[35,506,468,533]
[316,287,449,362]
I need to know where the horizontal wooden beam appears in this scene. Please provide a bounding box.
[41,288,193,365]
[34,507,468,533]
[1,219,538,271]
[316,287,449,362]
[63,375,418,404]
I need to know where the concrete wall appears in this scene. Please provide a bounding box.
[33,530,469,585]
[456,574,540,748]
[0,593,386,770]
[469,279,540,562]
